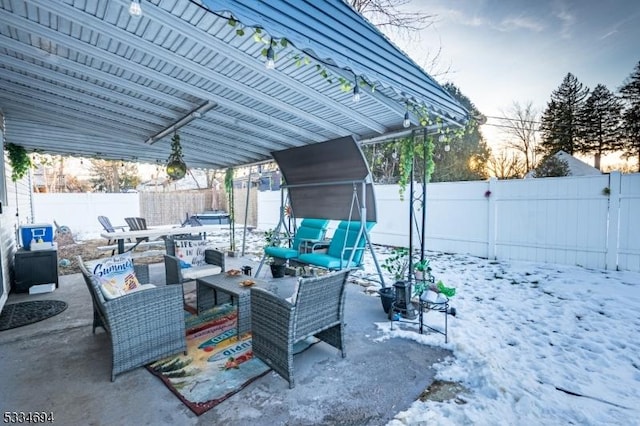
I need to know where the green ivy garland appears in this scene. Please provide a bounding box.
[225,167,236,252]
[6,143,32,181]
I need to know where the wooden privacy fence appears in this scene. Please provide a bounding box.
[140,187,257,227]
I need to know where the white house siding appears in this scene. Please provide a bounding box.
[0,129,33,310]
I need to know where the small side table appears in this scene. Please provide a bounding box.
[390,294,450,343]
[299,239,330,254]
[418,296,449,343]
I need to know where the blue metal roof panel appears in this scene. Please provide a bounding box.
[203,0,468,124]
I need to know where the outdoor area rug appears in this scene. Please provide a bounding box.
[147,304,317,416]
[0,300,67,331]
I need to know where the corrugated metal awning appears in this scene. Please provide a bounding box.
[0,0,468,170]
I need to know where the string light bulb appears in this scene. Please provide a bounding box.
[444,144,450,152]
[402,104,411,128]
[265,40,275,69]
[129,0,142,17]
[352,81,360,103]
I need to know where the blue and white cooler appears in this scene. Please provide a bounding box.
[19,223,55,250]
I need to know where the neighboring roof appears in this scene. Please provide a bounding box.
[272,136,376,222]
[0,0,468,170]
[554,151,601,176]
[525,150,602,178]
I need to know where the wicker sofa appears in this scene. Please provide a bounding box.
[250,269,351,388]
[78,256,186,381]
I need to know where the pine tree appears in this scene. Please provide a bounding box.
[532,155,570,178]
[540,73,589,155]
[576,84,623,170]
[619,61,640,171]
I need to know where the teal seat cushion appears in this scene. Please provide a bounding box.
[296,253,361,269]
[263,218,330,262]
[296,221,376,269]
[265,246,299,259]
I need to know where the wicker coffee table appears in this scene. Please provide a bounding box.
[196,273,276,336]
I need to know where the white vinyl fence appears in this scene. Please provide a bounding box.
[30,173,639,272]
[33,193,140,239]
[258,172,640,272]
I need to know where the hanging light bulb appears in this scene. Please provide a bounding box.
[352,80,360,103]
[129,0,142,17]
[403,105,411,128]
[166,132,187,180]
[444,144,451,152]
[265,40,275,69]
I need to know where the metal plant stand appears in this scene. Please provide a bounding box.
[388,129,451,342]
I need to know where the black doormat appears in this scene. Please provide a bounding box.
[0,300,68,331]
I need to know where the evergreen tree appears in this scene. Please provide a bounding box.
[540,73,589,155]
[577,84,623,170]
[532,155,570,178]
[431,83,490,182]
[619,60,640,171]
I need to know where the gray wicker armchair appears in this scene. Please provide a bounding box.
[78,256,187,381]
[164,236,225,300]
[250,269,351,388]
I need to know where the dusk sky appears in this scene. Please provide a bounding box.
[392,0,640,153]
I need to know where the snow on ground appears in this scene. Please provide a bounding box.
[368,251,640,426]
[214,229,640,425]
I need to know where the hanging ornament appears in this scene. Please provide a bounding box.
[166,132,187,180]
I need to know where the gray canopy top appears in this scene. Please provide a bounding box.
[271,136,376,222]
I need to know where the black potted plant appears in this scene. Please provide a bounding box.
[264,228,286,278]
[379,247,411,314]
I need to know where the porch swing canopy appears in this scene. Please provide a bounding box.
[271,136,376,222]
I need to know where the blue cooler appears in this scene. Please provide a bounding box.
[19,224,54,250]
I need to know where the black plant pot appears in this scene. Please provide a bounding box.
[270,264,286,278]
[378,287,395,314]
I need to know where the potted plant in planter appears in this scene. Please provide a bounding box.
[264,228,286,278]
[413,258,431,281]
[418,279,456,305]
[381,247,410,282]
[379,247,410,314]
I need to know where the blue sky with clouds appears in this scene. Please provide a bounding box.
[394,0,640,147]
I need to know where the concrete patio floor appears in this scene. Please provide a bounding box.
[0,256,451,425]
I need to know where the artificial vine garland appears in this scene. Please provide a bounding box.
[5,143,32,182]
[225,167,236,252]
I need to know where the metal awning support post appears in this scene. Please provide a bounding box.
[255,187,290,277]
[241,166,252,257]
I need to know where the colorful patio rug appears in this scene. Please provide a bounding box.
[147,304,316,416]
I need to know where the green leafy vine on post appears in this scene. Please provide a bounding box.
[397,126,438,199]
[6,143,32,182]
[224,167,236,252]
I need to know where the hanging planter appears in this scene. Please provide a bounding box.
[5,143,32,182]
[166,133,186,180]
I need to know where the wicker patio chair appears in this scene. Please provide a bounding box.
[163,236,225,301]
[78,256,187,381]
[250,269,351,388]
